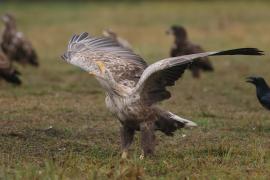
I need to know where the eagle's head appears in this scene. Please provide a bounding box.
[61,52,106,78]
[1,13,15,24]
[166,25,188,41]
[61,32,108,78]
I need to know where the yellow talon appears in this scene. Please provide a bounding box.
[96,61,106,74]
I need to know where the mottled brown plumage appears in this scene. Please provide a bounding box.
[1,13,38,67]
[0,49,21,85]
[62,32,263,158]
[167,25,214,78]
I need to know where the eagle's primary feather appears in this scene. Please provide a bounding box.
[62,32,263,158]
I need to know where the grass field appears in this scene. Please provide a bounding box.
[0,1,270,179]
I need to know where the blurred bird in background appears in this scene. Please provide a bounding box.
[246,76,270,110]
[103,29,133,50]
[1,13,39,67]
[0,48,21,85]
[167,25,214,78]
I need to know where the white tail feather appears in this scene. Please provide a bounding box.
[168,112,197,127]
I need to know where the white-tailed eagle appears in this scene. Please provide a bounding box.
[62,32,263,158]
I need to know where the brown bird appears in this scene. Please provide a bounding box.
[0,49,21,85]
[1,13,39,67]
[103,29,133,50]
[167,25,214,78]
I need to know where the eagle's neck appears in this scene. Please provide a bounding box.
[4,20,16,31]
[174,38,188,48]
[2,22,16,42]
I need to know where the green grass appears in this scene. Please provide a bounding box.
[0,1,270,179]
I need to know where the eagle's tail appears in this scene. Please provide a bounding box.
[1,70,22,85]
[155,111,197,136]
[28,50,39,67]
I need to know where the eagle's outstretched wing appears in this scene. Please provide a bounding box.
[133,48,264,105]
[62,32,147,88]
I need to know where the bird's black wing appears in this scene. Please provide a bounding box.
[259,94,270,109]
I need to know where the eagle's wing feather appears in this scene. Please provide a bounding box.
[62,32,147,87]
[134,48,263,105]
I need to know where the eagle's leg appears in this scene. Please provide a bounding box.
[140,121,155,159]
[190,66,200,78]
[120,125,135,159]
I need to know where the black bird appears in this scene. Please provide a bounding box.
[246,76,270,110]
[167,25,214,78]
